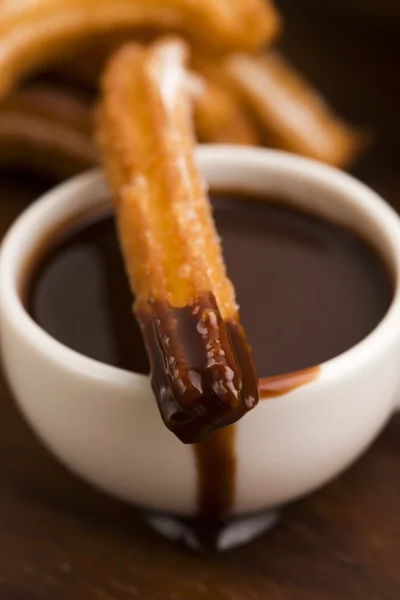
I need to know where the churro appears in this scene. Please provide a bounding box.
[0,85,96,178]
[194,76,260,146]
[97,38,259,443]
[222,52,365,167]
[0,0,279,101]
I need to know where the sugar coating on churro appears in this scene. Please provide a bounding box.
[97,38,259,443]
[98,39,235,312]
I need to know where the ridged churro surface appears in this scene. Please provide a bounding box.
[97,38,259,443]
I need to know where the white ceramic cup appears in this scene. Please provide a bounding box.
[1,146,400,518]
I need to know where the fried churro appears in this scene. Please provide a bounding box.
[0,85,96,178]
[194,76,260,146]
[97,38,259,443]
[222,52,365,167]
[0,0,279,101]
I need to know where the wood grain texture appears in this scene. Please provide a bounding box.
[1,4,400,598]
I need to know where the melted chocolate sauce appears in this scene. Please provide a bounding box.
[26,192,392,520]
[137,295,258,444]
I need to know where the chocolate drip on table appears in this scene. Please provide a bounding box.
[195,366,319,522]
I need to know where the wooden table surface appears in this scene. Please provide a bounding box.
[1,4,400,599]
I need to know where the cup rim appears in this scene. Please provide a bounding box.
[2,145,400,392]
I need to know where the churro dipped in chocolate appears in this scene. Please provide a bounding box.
[97,38,259,443]
[222,52,365,167]
[0,0,279,101]
[0,85,96,178]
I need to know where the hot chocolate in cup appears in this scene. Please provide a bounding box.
[1,146,400,528]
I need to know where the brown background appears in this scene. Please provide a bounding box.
[1,3,400,598]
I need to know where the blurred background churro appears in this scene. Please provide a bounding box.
[0,0,371,180]
[0,85,96,178]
